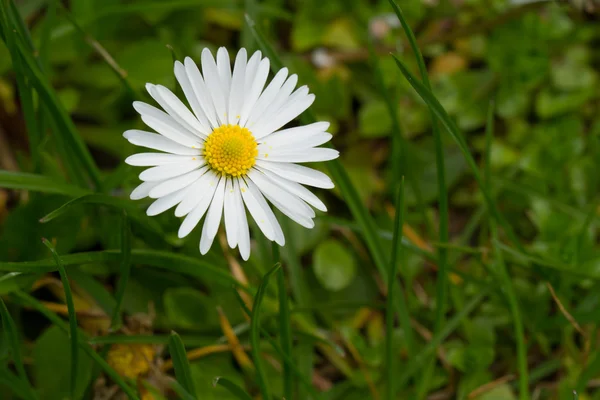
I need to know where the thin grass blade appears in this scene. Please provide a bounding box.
[390,55,522,251]
[42,238,78,399]
[0,298,37,400]
[385,178,405,399]
[277,268,293,399]
[168,331,197,397]
[0,171,91,196]
[213,377,253,400]
[110,212,132,330]
[250,262,281,400]
[387,3,450,396]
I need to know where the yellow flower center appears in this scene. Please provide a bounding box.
[203,124,258,177]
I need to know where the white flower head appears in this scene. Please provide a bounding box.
[124,47,339,260]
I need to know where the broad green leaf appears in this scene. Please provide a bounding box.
[33,325,93,400]
[164,287,219,329]
[313,239,356,292]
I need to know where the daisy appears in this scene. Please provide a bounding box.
[124,47,339,260]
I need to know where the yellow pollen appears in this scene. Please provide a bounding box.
[203,124,258,177]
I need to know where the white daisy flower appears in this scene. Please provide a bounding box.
[124,47,339,260]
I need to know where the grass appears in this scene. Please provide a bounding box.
[0,0,598,399]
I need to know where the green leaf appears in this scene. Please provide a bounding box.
[313,239,356,292]
[358,100,392,138]
[164,287,219,329]
[33,325,92,400]
[0,171,90,196]
[212,377,253,400]
[168,331,197,398]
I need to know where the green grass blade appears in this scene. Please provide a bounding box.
[0,249,248,292]
[390,55,522,251]
[277,268,293,400]
[0,5,102,189]
[387,3,450,396]
[170,381,197,400]
[367,37,433,238]
[110,212,132,331]
[490,223,529,399]
[386,178,405,400]
[251,262,281,400]
[0,366,37,400]
[213,377,253,400]
[395,289,488,389]
[13,291,140,399]
[0,272,41,295]
[0,171,91,196]
[55,1,139,100]
[0,298,37,400]
[233,290,323,400]
[484,100,529,400]
[245,14,416,356]
[42,238,78,400]
[168,331,197,397]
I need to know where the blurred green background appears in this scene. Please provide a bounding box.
[1,0,600,399]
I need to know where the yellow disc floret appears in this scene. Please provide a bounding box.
[204,124,258,177]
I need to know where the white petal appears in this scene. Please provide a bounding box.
[248,179,285,245]
[244,67,288,128]
[200,177,227,254]
[150,84,208,137]
[259,122,331,148]
[174,61,212,133]
[123,130,200,155]
[202,48,227,125]
[149,167,207,198]
[244,51,262,94]
[125,153,193,167]
[239,178,280,244]
[216,47,232,102]
[258,148,339,163]
[239,57,269,126]
[228,48,247,125]
[223,177,238,249]
[253,92,315,139]
[256,167,327,212]
[175,170,220,217]
[146,186,190,216]
[130,181,160,200]
[255,160,334,189]
[247,169,315,229]
[249,75,299,133]
[234,178,251,260]
[239,178,275,240]
[139,159,204,181]
[184,57,219,128]
[177,176,219,238]
[133,101,201,146]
